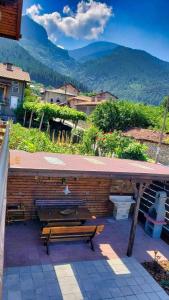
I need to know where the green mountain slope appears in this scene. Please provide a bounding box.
[73,46,169,105]
[69,41,118,62]
[0,38,85,90]
[20,16,78,76]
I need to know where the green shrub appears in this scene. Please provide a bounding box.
[117,142,148,161]
[92,100,169,132]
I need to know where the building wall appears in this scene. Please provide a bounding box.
[0,80,25,118]
[95,93,117,102]
[75,105,96,115]
[43,91,72,104]
[61,85,79,96]
[7,174,133,219]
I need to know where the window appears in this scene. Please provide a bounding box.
[12,81,19,94]
[50,98,53,103]
[56,98,60,103]
[0,87,4,102]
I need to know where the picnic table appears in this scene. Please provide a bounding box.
[37,207,93,225]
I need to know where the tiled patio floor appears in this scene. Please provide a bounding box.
[4,218,169,268]
[3,257,169,300]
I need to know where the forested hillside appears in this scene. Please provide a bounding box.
[0,38,85,90]
[74,46,169,105]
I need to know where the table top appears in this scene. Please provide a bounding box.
[37,207,92,222]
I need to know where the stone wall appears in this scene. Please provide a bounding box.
[144,141,169,165]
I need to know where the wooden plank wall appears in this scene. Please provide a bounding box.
[7,174,133,219]
[0,0,22,40]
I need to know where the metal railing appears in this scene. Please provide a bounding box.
[0,123,9,299]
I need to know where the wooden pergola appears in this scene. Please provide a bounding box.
[0,0,23,40]
[9,151,169,257]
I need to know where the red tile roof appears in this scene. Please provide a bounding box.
[9,150,169,181]
[123,128,169,145]
[0,63,30,82]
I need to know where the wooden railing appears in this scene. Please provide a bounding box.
[0,122,9,298]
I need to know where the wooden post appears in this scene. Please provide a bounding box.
[29,111,33,128]
[23,110,26,126]
[127,182,149,257]
[46,122,50,133]
[39,111,44,131]
[52,129,55,142]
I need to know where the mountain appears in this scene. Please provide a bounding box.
[20,16,78,76]
[69,41,118,62]
[2,14,169,104]
[71,44,169,105]
[0,38,85,90]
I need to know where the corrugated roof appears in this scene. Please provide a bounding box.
[9,150,169,180]
[123,128,169,145]
[0,63,30,82]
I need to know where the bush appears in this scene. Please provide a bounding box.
[117,142,148,161]
[80,126,99,155]
[9,123,81,154]
[92,100,169,132]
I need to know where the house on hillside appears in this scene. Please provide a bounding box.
[69,92,118,114]
[68,95,92,108]
[122,128,169,165]
[69,96,107,115]
[59,83,80,96]
[94,91,118,102]
[0,63,30,120]
[41,88,76,105]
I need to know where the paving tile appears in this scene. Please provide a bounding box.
[3,256,168,300]
[42,264,53,272]
[146,292,161,300]
[8,290,22,300]
[120,286,133,297]
[136,294,150,300]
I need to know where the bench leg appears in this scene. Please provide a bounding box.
[90,239,95,251]
[46,242,50,255]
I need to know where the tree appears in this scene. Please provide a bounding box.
[92,101,119,132]
[92,100,153,132]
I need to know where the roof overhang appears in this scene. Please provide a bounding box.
[9,150,169,182]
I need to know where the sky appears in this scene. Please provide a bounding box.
[23,0,169,62]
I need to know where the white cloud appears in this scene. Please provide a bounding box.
[26,4,42,17]
[63,5,71,15]
[26,1,112,42]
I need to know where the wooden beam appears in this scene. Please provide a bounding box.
[127,181,150,257]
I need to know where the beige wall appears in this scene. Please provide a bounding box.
[43,91,72,104]
[62,85,79,96]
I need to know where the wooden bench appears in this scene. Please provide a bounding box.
[41,225,104,255]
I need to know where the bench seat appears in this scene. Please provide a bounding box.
[41,225,104,255]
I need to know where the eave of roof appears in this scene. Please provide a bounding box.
[9,150,169,181]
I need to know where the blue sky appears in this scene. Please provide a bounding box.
[23,0,169,62]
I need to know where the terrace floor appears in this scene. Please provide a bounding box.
[3,218,169,300]
[4,218,169,267]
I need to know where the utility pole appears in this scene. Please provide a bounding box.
[155,96,169,163]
